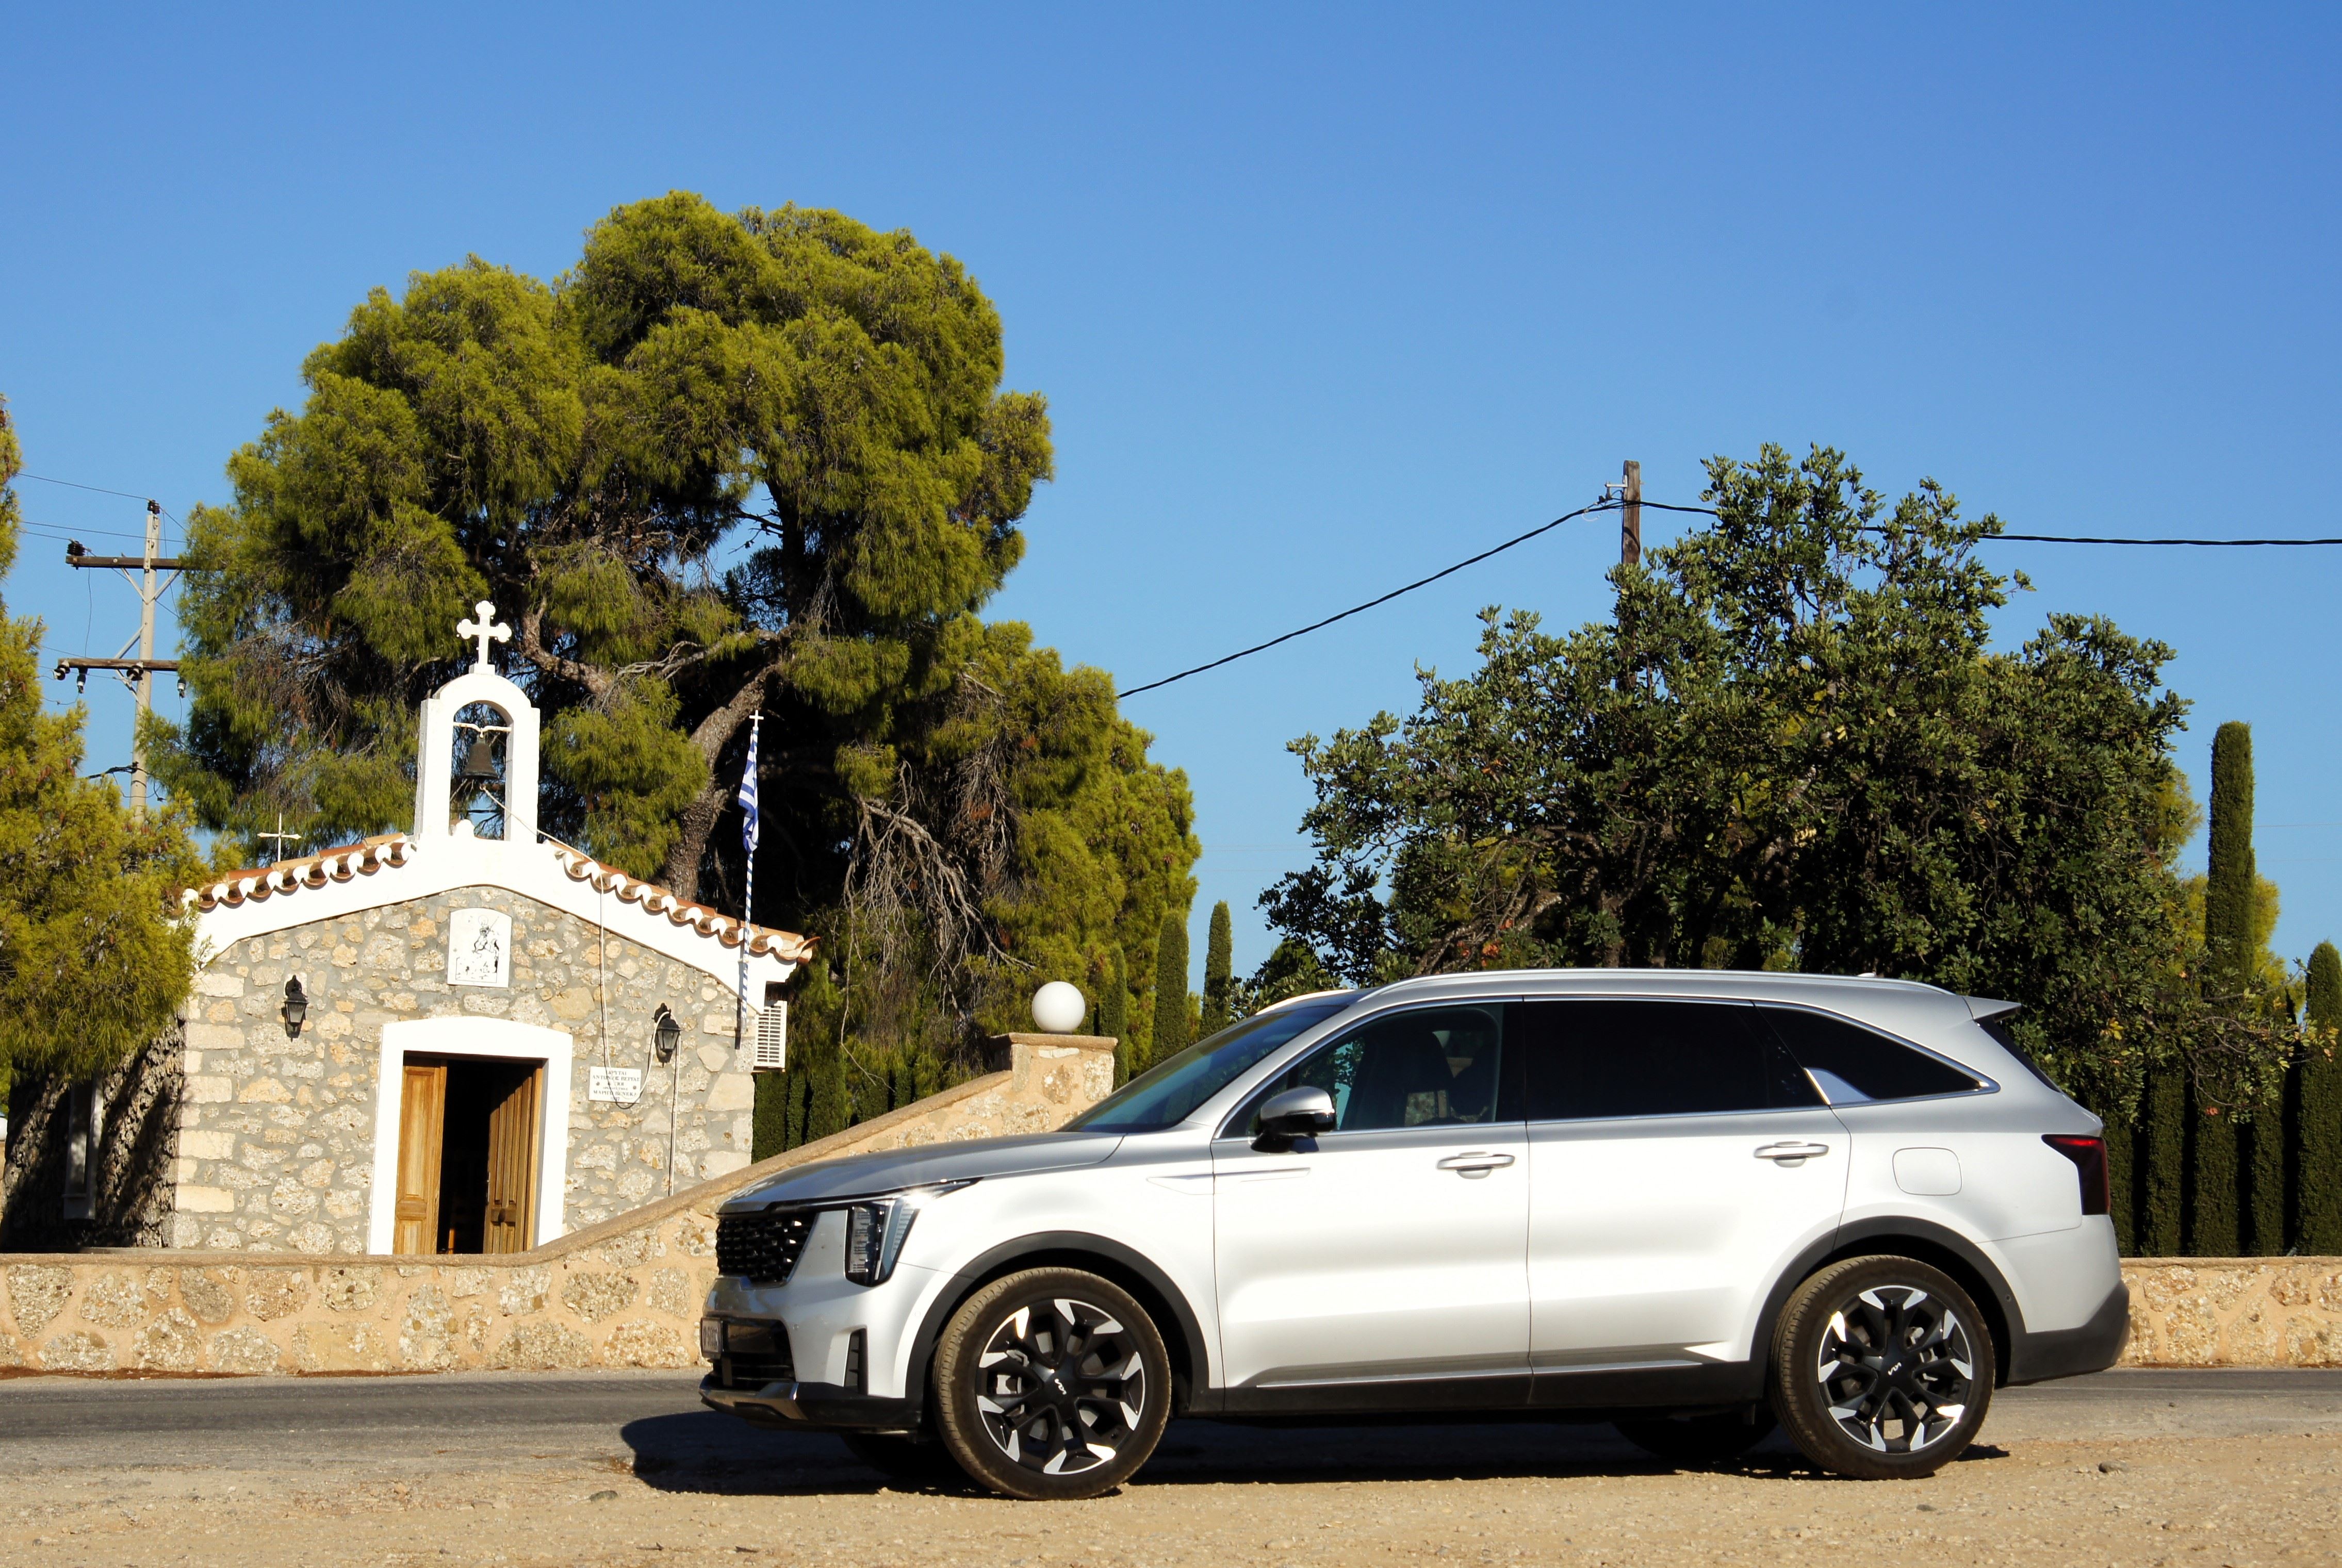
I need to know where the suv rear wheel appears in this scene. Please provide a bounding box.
[1769,1255,1995,1479]
[931,1267,1170,1500]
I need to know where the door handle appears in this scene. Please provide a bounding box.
[1754,1142,1831,1167]
[1436,1152,1516,1179]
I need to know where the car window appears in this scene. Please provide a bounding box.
[1758,1007,1983,1102]
[1238,1005,1508,1135]
[1064,998,1352,1131]
[1516,999,1823,1120]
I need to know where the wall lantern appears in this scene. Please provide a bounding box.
[653,1004,681,1064]
[282,976,308,1038]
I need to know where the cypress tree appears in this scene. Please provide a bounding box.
[1101,947,1131,1087]
[1151,910,1191,1073]
[752,1070,789,1160]
[1201,901,1235,1036]
[2189,722,2255,1253]
[2102,1112,2135,1255]
[2203,722,2257,1001]
[2141,1063,2186,1255]
[2303,942,2342,1252]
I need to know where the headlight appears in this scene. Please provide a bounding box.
[839,1181,974,1286]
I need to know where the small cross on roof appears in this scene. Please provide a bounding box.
[456,601,511,671]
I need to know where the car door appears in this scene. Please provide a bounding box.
[1211,1002,1529,1402]
[1515,998,1849,1381]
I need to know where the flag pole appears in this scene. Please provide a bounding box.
[735,713,763,1054]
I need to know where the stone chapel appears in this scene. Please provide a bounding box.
[3,603,809,1255]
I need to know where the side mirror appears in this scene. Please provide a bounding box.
[1254,1085,1336,1150]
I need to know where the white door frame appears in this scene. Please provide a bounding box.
[366,1017,572,1254]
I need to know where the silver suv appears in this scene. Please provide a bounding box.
[701,970,2127,1498]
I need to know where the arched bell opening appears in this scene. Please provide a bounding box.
[451,701,513,839]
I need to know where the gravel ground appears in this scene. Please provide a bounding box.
[3,1371,2338,1566]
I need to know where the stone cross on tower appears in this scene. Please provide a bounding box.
[457,601,511,671]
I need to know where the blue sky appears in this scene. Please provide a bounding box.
[5,5,2339,984]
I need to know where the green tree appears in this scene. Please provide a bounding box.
[1151,909,1190,1072]
[0,396,203,1230]
[1201,900,1234,1035]
[1235,936,1338,1016]
[2302,942,2342,1252]
[155,193,1196,1064]
[2188,722,2255,1252]
[1264,443,2295,1127]
[1100,946,1131,1086]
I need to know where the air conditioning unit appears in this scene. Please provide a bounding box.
[750,1000,788,1071]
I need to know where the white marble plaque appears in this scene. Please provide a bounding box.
[447,907,512,988]
[588,1067,643,1102]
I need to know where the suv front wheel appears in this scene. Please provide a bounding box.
[1769,1255,1995,1479]
[931,1267,1170,1499]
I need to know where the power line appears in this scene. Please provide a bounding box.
[1636,498,2342,545]
[15,472,158,504]
[1117,491,2342,699]
[1116,498,1620,698]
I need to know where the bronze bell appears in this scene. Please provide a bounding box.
[457,736,499,785]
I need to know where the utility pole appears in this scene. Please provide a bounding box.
[56,499,185,820]
[1620,459,1642,567]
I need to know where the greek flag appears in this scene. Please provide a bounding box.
[739,717,761,856]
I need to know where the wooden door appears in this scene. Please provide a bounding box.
[393,1062,447,1256]
[482,1065,541,1254]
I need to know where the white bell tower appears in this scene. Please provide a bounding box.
[412,601,541,845]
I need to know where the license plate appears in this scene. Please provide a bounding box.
[699,1318,726,1358]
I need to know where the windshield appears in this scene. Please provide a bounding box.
[1063,998,1353,1132]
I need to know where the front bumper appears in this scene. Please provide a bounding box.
[699,1374,919,1432]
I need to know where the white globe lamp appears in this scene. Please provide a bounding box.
[1031,981,1087,1034]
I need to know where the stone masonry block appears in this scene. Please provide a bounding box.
[499,1267,551,1316]
[604,1319,694,1368]
[181,1268,239,1325]
[243,1269,311,1321]
[488,1319,592,1371]
[135,1309,204,1372]
[560,1270,638,1324]
[320,1266,382,1312]
[41,1332,116,1373]
[209,1326,283,1375]
[5,1265,73,1339]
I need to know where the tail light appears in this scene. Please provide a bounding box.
[2042,1134,2109,1217]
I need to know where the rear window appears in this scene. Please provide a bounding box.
[1758,1008,1982,1103]
[1977,1014,2066,1093]
[1515,999,1823,1120]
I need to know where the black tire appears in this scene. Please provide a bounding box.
[931,1267,1171,1500]
[1615,1407,1777,1466]
[839,1431,970,1489]
[1768,1254,1996,1480]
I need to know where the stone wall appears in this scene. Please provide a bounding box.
[0,1035,1115,1376]
[2118,1258,2342,1367]
[172,884,762,1253]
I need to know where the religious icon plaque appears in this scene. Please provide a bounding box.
[448,907,513,988]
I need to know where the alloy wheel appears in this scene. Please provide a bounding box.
[1812,1284,1976,1455]
[971,1295,1149,1480]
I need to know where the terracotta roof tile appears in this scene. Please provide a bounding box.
[182,832,815,964]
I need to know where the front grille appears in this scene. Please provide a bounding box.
[716,1208,813,1284]
[712,1319,794,1389]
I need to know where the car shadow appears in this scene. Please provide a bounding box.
[615,1413,1962,1496]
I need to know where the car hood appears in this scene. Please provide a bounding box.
[716,1131,1125,1211]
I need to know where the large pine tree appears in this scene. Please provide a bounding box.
[154,194,1198,1064]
